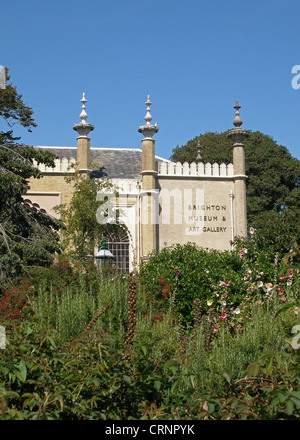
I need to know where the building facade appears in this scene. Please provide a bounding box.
[27,94,249,272]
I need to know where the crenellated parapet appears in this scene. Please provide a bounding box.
[33,157,76,173]
[158,161,234,177]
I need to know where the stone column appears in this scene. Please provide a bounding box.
[138,95,159,259]
[227,101,249,239]
[73,93,94,175]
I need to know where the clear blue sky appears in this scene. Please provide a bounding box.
[1,0,300,160]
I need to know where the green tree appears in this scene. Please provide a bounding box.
[54,166,126,261]
[171,131,300,221]
[0,69,61,288]
[0,68,37,144]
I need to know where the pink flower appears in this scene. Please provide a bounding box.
[280,274,285,280]
[225,281,230,287]
[174,269,180,276]
[278,288,284,296]
[220,308,227,320]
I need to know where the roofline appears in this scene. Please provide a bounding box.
[34,146,170,162]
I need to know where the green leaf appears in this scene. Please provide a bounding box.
[291,391,300,400]
[93,378,101,387]
[247,362,260,378]
[270,397,279,408]
[16,360,27,382]
[154,380,161,391]
[291,397,300,409]
[286,400,294,415]
[222,373,231,384]
[208,403,215,414]
[123,375,132,385]
[278,392,288,403]
[140,345,147,356]
[170,365,177,375]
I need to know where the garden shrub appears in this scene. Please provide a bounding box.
[0,209,299,420]
[139,208,300,327]
[139,242,254,324]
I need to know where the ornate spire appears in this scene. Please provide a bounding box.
[196,140,203,162]
[227,100,249,144]
[79,93,88,125]
[233,100,243,128]
[144,95,153,125]
[138,94,159,139]
[73,92,94,138]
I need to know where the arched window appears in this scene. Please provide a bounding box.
[106,231,130,273]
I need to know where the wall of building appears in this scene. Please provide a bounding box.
[157,177,235,251]
[27,172,75,218]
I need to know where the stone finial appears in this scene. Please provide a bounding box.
[233,100,243,128]
[227,100,249,144]
[138,94,159,139]
[196,140,203,162]
[79,93,88,125]
[144,95,153,125]
[73,92,95,138]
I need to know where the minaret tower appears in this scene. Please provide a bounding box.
[227,100,249,238]
[73,93,94,173]
[138,95,159,258]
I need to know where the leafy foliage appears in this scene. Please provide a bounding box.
[0,264,298,420]
[54,166,126,261]
[0,69,37,144]
[140,243,245,324]
[140,208,299,328]
[0,71,61,289]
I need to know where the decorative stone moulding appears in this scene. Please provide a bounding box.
[33,157,76,172]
